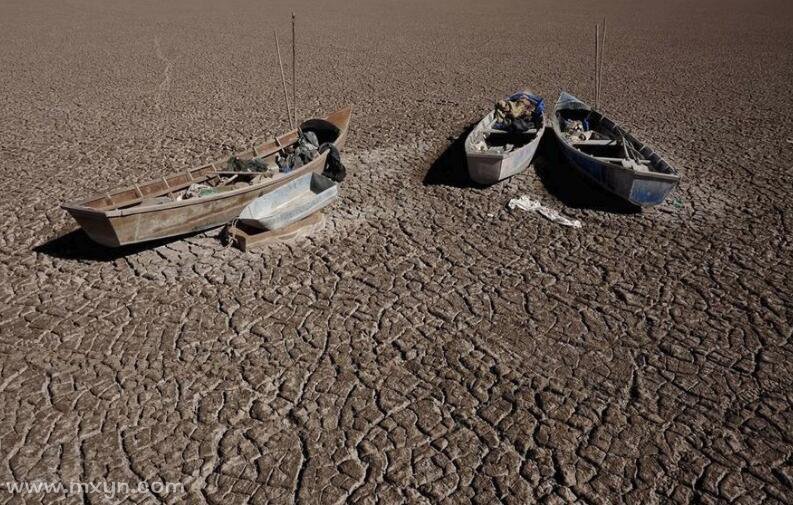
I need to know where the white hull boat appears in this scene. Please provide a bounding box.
[465,93,546,185]
[238,172,338,230]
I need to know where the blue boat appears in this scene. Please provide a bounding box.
[550,92,680,207]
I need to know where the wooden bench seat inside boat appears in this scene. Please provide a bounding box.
[484,128,538,136]
[593,156,650,163]
[571,139,619,146]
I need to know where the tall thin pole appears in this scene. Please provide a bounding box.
[274,30,294,129]
[292,12,296,126]
[595,23,600,110]
[600,17,607,110]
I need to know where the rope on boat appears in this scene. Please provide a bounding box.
[222,218,240,250]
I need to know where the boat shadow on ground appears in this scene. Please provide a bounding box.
[33,228,206,262]
[423,123,488,189]
[533,134,640,214]
[423,123,641,214]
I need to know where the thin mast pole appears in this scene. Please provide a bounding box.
[595,23,600,110]
[292,12,296,126]
[274,30,294,129]
[600,17,607,110]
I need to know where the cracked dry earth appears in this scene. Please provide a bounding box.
[1,0,792,503]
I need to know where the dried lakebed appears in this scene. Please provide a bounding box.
[0,0,791,503]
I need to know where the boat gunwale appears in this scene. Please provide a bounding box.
[61,106,352,218]
[464,109,547,162]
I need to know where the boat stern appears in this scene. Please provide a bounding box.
[61,205,123,247]
[466,151,505,185]
[326,105,353,150]
[628,176,680,206]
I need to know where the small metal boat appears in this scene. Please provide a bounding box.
[62,106,351,246]
[238,172,337,231]
[465,91,546,185]
[550,92,680,206]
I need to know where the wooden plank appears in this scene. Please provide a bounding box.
[485,128,537,135]
[227,212,325,251]
[572,139,618,146]
[594,156,651,165]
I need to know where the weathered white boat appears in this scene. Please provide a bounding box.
[465,92,546,185]
[238,172,338,230]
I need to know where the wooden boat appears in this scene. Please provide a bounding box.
[465,91,546,185]
[550,92,679,206]
[62,106,351,247]
[238,172,338,231]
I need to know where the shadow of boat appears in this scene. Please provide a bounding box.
[424,121,641,215]
[423,123,488,189]
[534,134,641,214]
[33,228,208,262]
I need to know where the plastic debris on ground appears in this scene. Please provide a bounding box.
[507,195,583,228]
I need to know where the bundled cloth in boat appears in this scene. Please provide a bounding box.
[561,118,598,142]
[177,177,256,201]
[561,119,591,141]
[276,126,346,182]
[277,131,320,172]
[494,92,545,132]
[227,156,270,173]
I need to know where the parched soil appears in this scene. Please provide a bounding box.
[0,0,791,503]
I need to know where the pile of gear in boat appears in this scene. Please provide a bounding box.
[560,118,595,142]
[473,92,544,154]
[559,116,649,171]
[275,130,346,183]
[493,92,544,132]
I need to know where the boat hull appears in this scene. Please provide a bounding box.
[466,139,542,185]
[239,173,338,231]
[551,92,679,207]
[465,109,545,185]
[556,143,678,206]
[66,162,322,246]
[63,107,351,246]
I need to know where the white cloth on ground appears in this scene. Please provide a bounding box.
[507,195,583,228]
